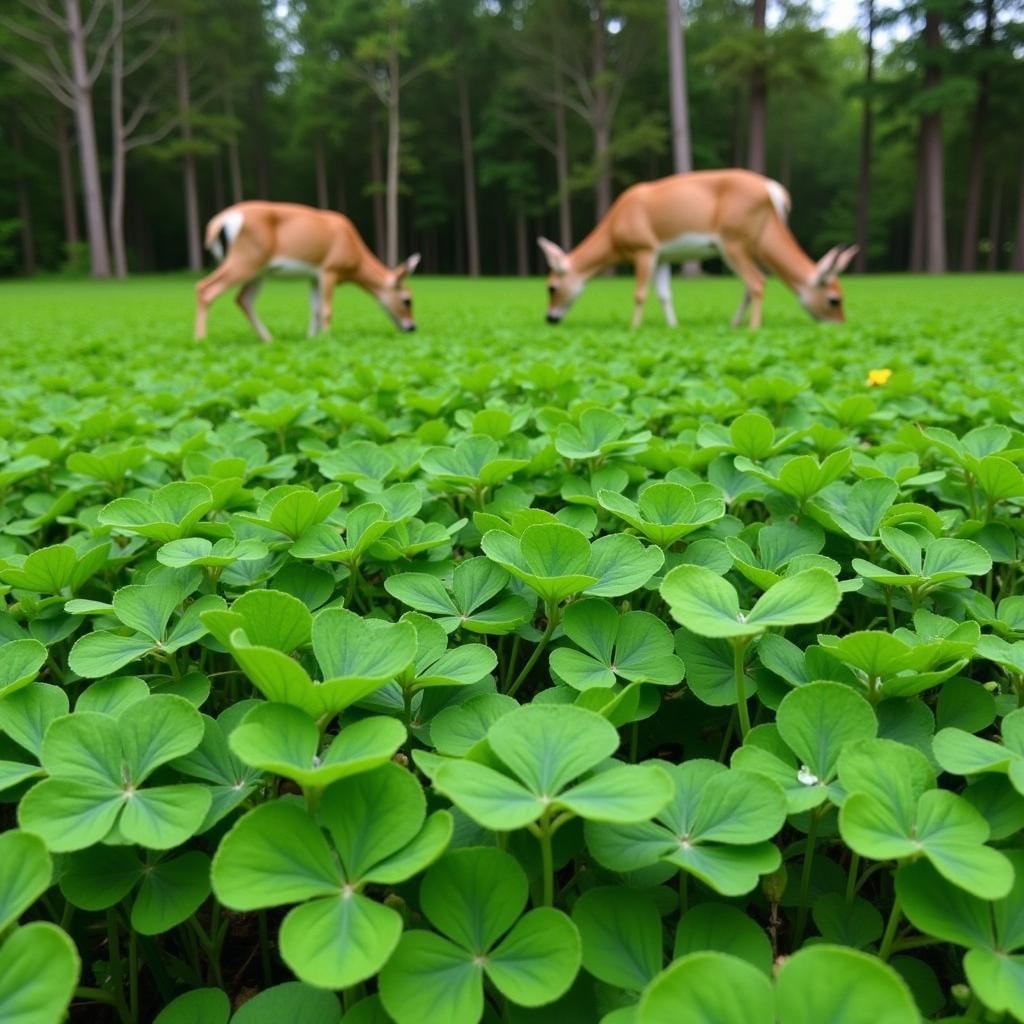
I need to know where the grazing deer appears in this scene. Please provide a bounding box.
[537,169,858,329]
[195,201,421,342]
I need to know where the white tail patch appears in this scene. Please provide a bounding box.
[766,179,791,223]
[210,209,244,261]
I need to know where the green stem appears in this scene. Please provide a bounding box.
[846,852,860,904]
[258,910,273,986]
[502,634,522,689]
[105,910,133,1024]
[878,894,902,962]
[507,607,558,699]
[793,811,821,948]
[129,928,139,1022]
[883,587,895,631]
[731,639,751,741]
[538,815,555,907]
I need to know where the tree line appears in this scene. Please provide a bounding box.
[1,0,1022,279]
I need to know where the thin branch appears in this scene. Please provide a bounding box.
[497,108,556,156]
[124,113,177,150]
[87,19,118,84]
[81,0,110,39]
[19,0,67,31]
[0,47,74,106]
[123,25,166,76]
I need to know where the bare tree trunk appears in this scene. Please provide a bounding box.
[748,0,767,175]
[910,133,926,272]
[212,155,225,212]
[959,0,994,272]
[336,173,348,213]
[385,34,401,268]
[666,0,692,174]
[458,72,481,277]
[175,16,201,272]
[1015,150,1024,272]
[552,38,572,249]
[515,208,528,276]
[10,119,36,275]
[370,110,385,258]
[314,137,329,208]
[921,9,946,273]
[109,0,128,278]
[55,104,80,248]
[986,172,1003,271]
[225,93,243,203]
[66,0,110,277]
[855,0,874,273]
[592,0,613,220]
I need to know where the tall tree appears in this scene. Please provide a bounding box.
[959,0,995,271]
[1014,149,1024,271]
[748,0,767,173]
[0,0,113,276]
[666,0,693,174]
[919,5,946,273]
[854,0,875,272]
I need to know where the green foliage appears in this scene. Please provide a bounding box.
[0,275,1023,1021]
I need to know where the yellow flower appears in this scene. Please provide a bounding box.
[866,368,892,387]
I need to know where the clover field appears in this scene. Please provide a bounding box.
[1,272,1024,1024]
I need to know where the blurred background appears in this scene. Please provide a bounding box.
[0,0,1021,280]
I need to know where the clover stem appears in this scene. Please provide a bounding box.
[507,604,559,699]
[731,639,751,741]
[793,808,821,948]
[129,928,139,1022]
[346,565,359,610]
[878,893,903,962]
[845,852,860,903]
[502,634,522,689]
[883,587,895,631]
[258,910,273,986]
[538,813,555,907]
[305,786,323,816]
[717,711,737,764]
[105,909,133,1024]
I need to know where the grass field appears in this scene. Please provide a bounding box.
[2,272,1024,1024]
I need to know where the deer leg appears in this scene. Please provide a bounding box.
[236,277,272,343]
[654,261,678,327]
[720,241,766,330]
[631,249,656,330]
[731,289,752,328]
[194,264,239,340]
[320,272,338,334]
[307,278,323,337]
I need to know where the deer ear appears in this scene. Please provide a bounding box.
[813,246,843,285]
[395,253,421,281]
[537,236,569,274]
[831,245,859,276]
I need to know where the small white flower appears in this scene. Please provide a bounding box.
[797,765,819,786]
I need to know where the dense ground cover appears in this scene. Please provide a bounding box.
[1,273,1023,1024]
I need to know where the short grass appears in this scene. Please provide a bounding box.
[1,273,1020,374]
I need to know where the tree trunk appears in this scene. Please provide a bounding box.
[666,0,692,174]
[986,172,1003,271]
[370,110,385,258]
[552,43,572,249]
[225,93,243,203]
[854,0,874,273]
[55,104,80,248]
[213,154,225,212]
[109,0,128,278]
[910,132,926,271]
[748,0,767,175]
[959,0,994,272]
[10,120,36,275]
[314,137,328,208]
[592,0,613,220]
[65,0,110,277]
[385,34,401,268]
[458,72,481,277]
[1014,150,1024,272]
[515,208,528,276]
[175,17,201,272]
[920,9,946,273]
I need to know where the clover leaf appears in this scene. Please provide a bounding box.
[379,848,581,1024]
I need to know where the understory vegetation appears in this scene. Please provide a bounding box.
[1,274,1023,1023]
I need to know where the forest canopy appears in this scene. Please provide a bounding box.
[1,0,1022,278]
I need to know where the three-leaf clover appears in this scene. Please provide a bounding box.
[379,848,581,1024]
